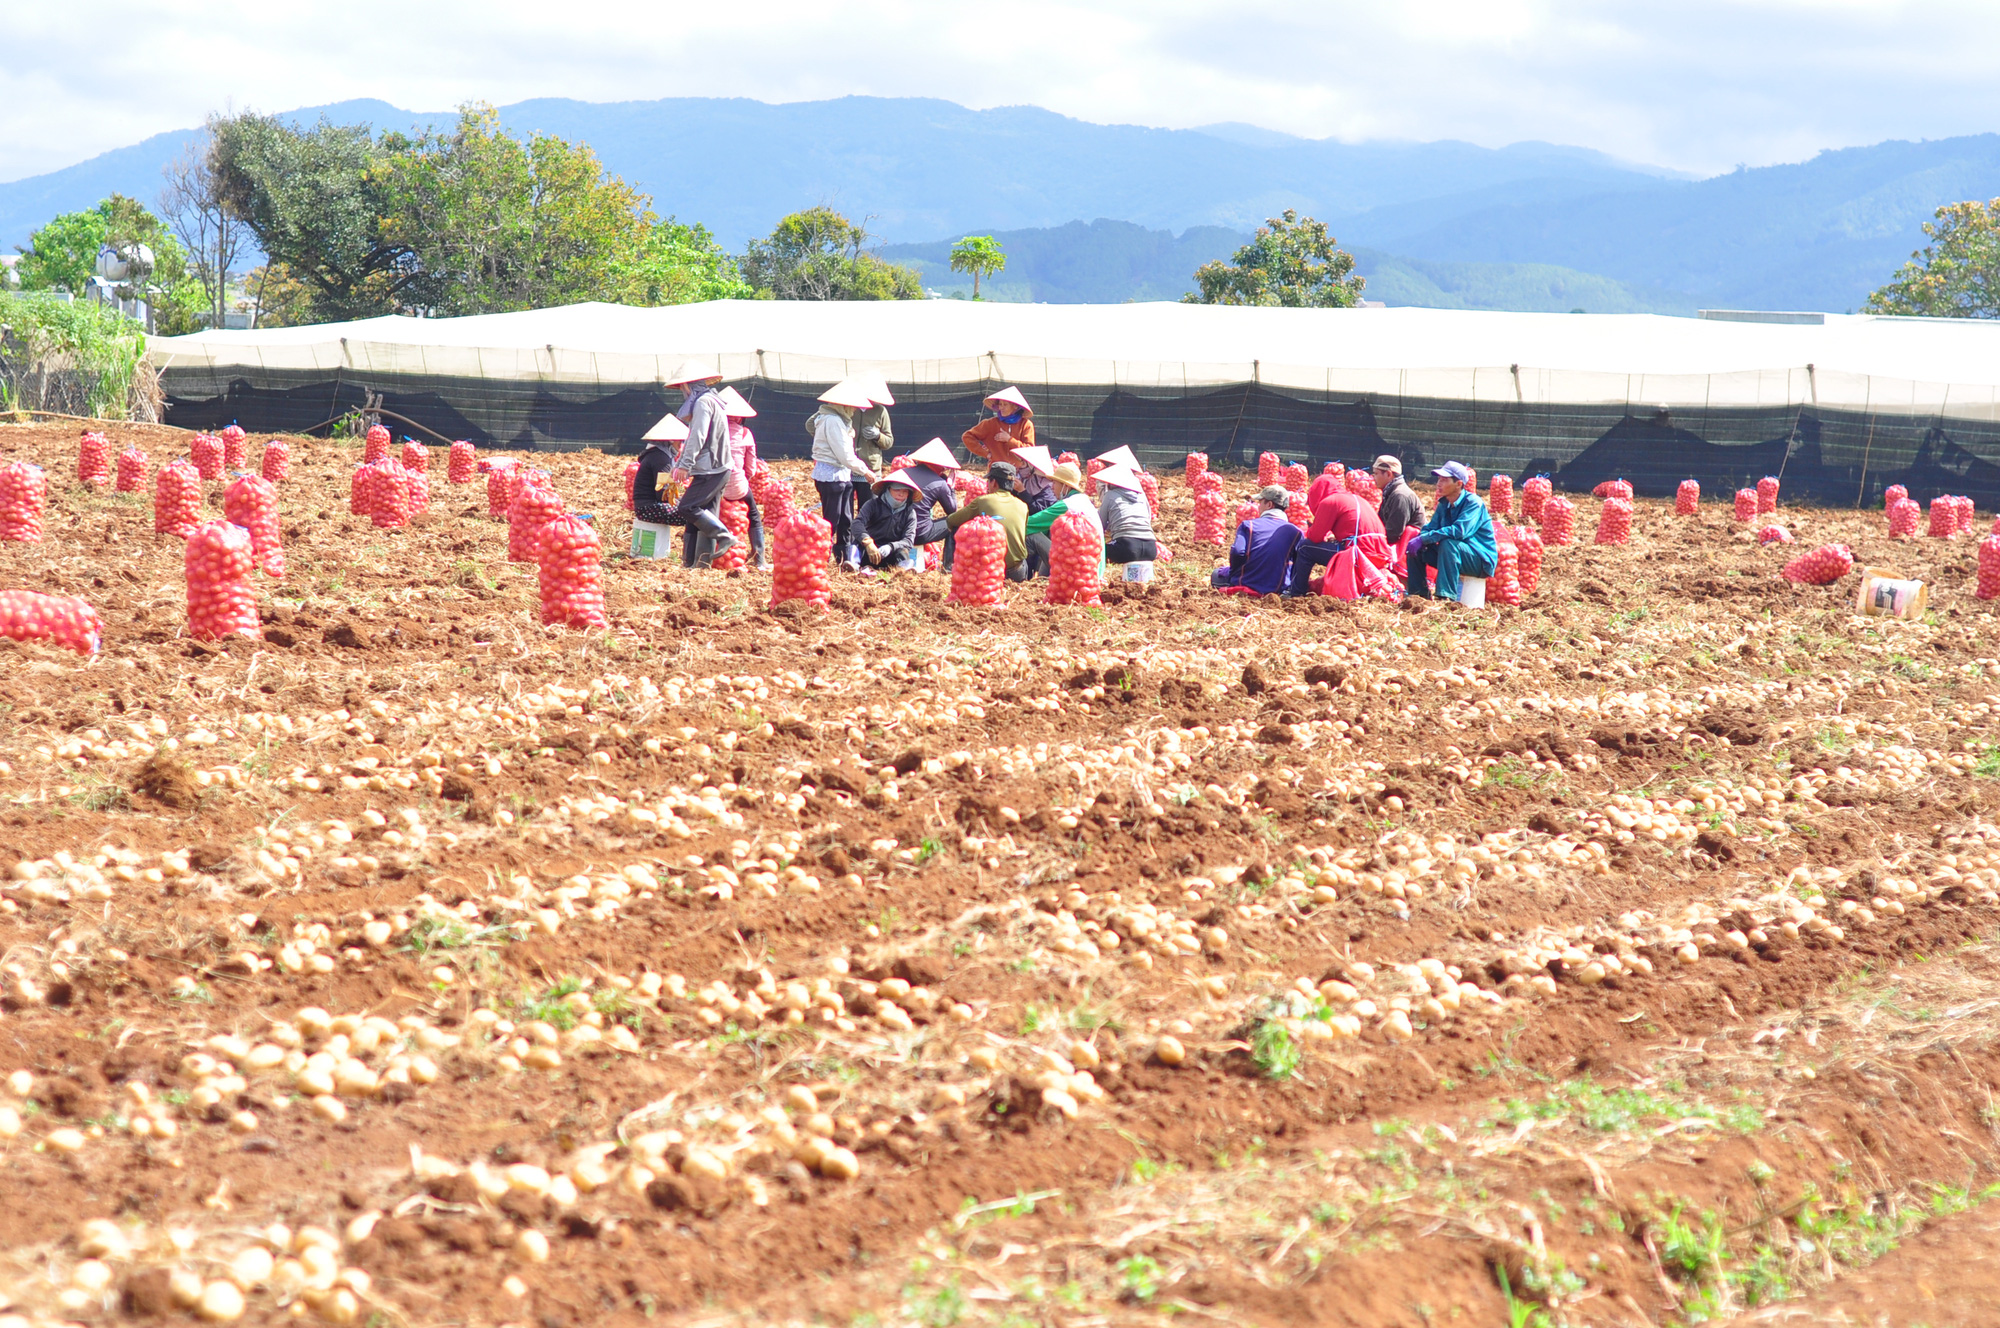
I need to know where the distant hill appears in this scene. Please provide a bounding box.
[4,95,1997,314]
[881,219,1696,313]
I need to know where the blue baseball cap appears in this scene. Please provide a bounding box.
[1431,461,1475,484]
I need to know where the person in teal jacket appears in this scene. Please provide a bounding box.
[1406,461,1497,602]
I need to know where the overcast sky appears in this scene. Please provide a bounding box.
[6,0,1998,182]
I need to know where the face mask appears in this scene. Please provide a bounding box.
[886,492,908,509]
[994,408,1023,425]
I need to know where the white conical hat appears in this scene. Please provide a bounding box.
[716,386,757,418]
[663,359,721,386]
[818,379,875,409]
[984,385,1032,415]
[1012,444,1056,478]
[642,413,689,442]
[905,438,960,471]
[1095,462,1145,492]
[854,372,895,407]
[1093,444,1141,470]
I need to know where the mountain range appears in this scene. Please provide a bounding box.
[2,95,1993,314]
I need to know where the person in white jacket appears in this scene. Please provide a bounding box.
[808,380,878,568]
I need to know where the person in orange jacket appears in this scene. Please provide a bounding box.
[961,387,1036,469]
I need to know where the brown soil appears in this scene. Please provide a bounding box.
[0,418,1996,1326]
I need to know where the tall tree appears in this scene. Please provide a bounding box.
[1866,199,2000,318]
[622,219,752,304]
[210,111,417,322]
[160,123,246,329]
[13,196,205,334]
[1182,209,1364,308]
[948,234,1006,299]
[741,207,923,301]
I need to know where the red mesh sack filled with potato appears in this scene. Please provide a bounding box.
[0,462,47,542]
[190,432,223,481]
[771,508,834,607]
[350,464,373,515]
[0,591,102,656]
[1139,472,1160,517]
[78,431,110,489]
[1285,490,1311,531]
[710,499,750,570]
[1757,524,1793,546]
[1521,475,1551,521]
[1193,489,1227,545]
[1888,498,1921,538]
[1489,541,1522,606]
[623,459,640,511]
[404,466,430,516]
[369,460,411,529]
[400,441,428,474]
[1782,543,1853,585]
[1757,476,1779,514]
[1282,462,1308,490]
[220,425,247,471]
[224,475,285,578]
[1977,535,2000,600]
[1594,497,1633,545]
[1541,495,1575,545]
[1929,496,1958,538]
[261,439,290,483]
[154,460,202,537]
[1591,478,1632,500]
[486,460,518,519]
[946,515,1007,606]
[1257,452,1280,485]
[1085,457,1107,499]
[1044,510,1104,606]
[1185,453,1208,485]
[1511,525,1544,595]
[1734,489,1758,523]
[448,440,477,484]
[536,516,609,629]
[184,520,260,641]
[1675,479,1699,515]
[1884,483,1907,509]
[1954,495,1975,532]
[116,446,147,493]
[1487,473,1512,517]
[508,481,563,561]
[364,425,390,464]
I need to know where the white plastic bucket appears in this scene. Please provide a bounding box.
[630,520,675,560]
[1123,561,1154,584]
[1457,576,1487,607]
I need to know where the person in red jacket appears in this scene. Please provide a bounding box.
[961,387,1035,468]
[1285,475,1386,596]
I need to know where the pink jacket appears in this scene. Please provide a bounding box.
[724,426,758,500]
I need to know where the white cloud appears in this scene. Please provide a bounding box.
[5,0,1999,180]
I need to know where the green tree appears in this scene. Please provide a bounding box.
[623,219,752,304]
[1866,198,2000,317]
[741,207,923,301]
[14,196,205,335]
[1182,209,1365,308]
[948,234,1006,299]
[210,111,416,322]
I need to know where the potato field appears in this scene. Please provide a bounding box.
[2,419,2000,1327]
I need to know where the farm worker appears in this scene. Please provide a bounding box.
[1372,454,1425,552]
[809,379,880,569]
[654,360,738,563]
[713,385,765,569]
[852,373,896,474]
[1210,487,1302,595]
[900,438,962,569]
[1023,462,1103,578]
[1094,462,1158,583]
[962,386,1036,469]
[631,413,689,525]
[1405,461,1498,602]
[856,473,924,574]
[945,461,1032,581]
[1011,443,1059,513]
[1285,475,1385,597]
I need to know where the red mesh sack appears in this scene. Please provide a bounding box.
[711,498,750,570]
[448,440,477,484]
[116,447,148,492]
[1347,472,1380,505]
[1521,475,1551,521]
[1193,471,1223,496]
[946,515,1007,606]
[1139,472,1160,517]
[184,520,260,641]
[1977,535,2000,600]
[154,460,202,537]
[536,516,609,629]
[220,425,247,471]
[953,473,989,499]
[350,464,373,515]
[771,509,835,607]
[78,431,110,489]
[1285,490,1311,531]
[623,459,640,512]
[1085,457,1107,499]
[369,461,411,529]
[1757,476,1779,514]
[1257,452,1280,486]
[1675,479,1700,515]
[405,467,430,516]
[1888,498,1921,538]
[764,479,796,523]
[1954,495,1976,532]
[1235,500,1260,530]
[1512,525,1544,595]
[486,460,518,519]
[1487,473,1513,517]
[190,432,224,481]
[1057,452,1080,470]
[1489,541,1521,607]
[1541,495,1575,545]
[0,462,47,542]
[1044,511,1104,606]
[1281,462,1308,490]
[924,541,943,571]
[1884,483,1908,509]
[224,475,285,578]
[1185,453,1208,485]
[364,425,390,464]
[261,439,290,483]
[1591,479,1632,500]
[400,441,428,474]
[1757,524,1793,546]
[1594,497,1633,545]
[1734,489,1758,523]
[509,482,563,561]
[1929,496,1958,538]
[1193,489,1228,545]
[1782,544,1853,585]
[0,591,102,656]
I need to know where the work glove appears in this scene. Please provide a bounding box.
[861,426,881,442]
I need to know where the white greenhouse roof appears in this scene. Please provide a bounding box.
[151,301,2000,416]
